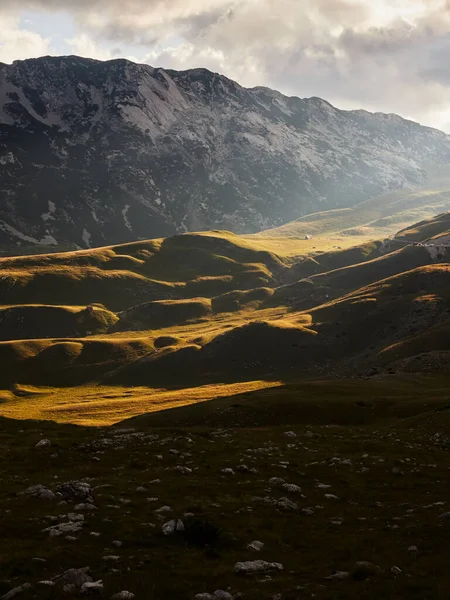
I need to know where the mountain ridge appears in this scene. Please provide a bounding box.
[2,55,450,249]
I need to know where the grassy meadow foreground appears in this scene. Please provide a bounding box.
[2,385,450,600]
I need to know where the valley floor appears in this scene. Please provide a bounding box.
[1,404,450,600]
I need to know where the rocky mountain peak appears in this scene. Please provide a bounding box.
[1,55,450,249]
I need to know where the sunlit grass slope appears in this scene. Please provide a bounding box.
[0,380,282,426]
[0,232,284,310]
[251,189,450,254]
[0,208,450,425]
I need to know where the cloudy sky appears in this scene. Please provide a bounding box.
[2,0,450,130]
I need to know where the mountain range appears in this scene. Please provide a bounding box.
[2,55,450,249]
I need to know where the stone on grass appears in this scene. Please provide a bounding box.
[74,503,97,511]
[1,583,32,600]
[24,484,55,501]
[277,497,298,511]
[221,468,235,475]
[35,439,52,449]
[162,519,185,535]
[325,571,349,581]
[155,505,172,514]
[173,466,192,474]
[56,481,93,504]
[43,520,84,537]
[234,560,283,575]
[236,465,249,472]
[247,540,264,552]
[281,483,302,494]
[64,567,92,587]
[214,591,234,600]
[268,477,285,486]
[81,581,103,594]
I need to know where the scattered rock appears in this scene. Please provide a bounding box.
[81,581,104,594]
[281,483,302,494]
[325,571,349,581]
[213,591,234,600]
[236,465,249,472]
[64,567,92,587]
[155,505,172,514]
[56,481,93,504]
[221,468,235,475]
[43,518,84,537]
[1,583,32,600]
[35,439,52,449]
[234,560,283,574]
[75,503,97,511]
[162,519,185,535]
[284,431,297,438]
[173,466,192,474]
[408,545,419,553]
[23,484,55,501]
[277,497,298,511]
[268,477,285,486]
[111,593,135,600]
[247,540,264,552]
[391,566,402,575]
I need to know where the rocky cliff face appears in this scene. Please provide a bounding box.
[1,55,450,249]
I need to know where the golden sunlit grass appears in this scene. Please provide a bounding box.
[253,188,450,252]
[0,199,450,426]
[0,380,282,426]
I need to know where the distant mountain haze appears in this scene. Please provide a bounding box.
[1,55,450,249]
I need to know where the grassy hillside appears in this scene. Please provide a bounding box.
[254,188,450,243]
[0,233,284,310]
[0,208,449,423]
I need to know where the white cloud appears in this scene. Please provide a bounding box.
[66,33,113,61]
[0,13,51,63]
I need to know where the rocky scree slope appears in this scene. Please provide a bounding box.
[2,55,450,248]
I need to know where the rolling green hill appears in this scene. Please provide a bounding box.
[0,206,450,424]
[254,188,450,243]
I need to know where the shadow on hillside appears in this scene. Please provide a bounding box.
[118,374,450,429]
